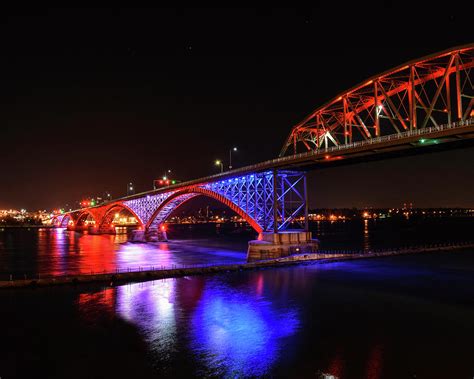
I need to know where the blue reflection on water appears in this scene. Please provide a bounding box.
[114,276,300,377]
[116,280,178,358]
[190,281,300,377]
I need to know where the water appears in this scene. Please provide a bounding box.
[0,218,473,378]
[1,218,472,280]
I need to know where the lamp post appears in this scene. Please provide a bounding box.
[215,160,223,173]
[127,182,134,195]
[229,147,237,170]
[163,169,172,180]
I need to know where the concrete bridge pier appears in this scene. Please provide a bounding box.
[130,227,168,243]
[145,227,168,242]
[247,231,319,262]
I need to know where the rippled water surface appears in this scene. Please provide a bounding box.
[0,219,473,378]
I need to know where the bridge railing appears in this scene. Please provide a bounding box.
[324,118,474,153]
[216,118,474,177]
[276,118,474,162]
[64,118,473,210]
[4,240,474,282]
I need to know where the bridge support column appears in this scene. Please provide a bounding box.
[145,227,168,242]
[247,231,319,262]
[130,227,168,243]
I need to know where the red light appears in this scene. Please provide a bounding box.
[160,225,167,232]
[159,180,163,184]
[325,155,330,160]
[166,180,169,185]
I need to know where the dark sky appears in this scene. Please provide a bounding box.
[1,7,473,210]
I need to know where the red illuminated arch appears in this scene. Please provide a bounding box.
[98,202,144,228]
[281,44,474,155]
[75,210,99,226]
[145,187,263,233]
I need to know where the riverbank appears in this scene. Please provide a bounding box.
[0,225,52,229]
[1,242,472,289]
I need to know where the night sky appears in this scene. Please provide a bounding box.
[1,7,473,210]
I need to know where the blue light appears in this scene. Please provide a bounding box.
[190,280,300,377]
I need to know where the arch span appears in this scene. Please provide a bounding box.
[59,215,73,228]
[281,44,474,155]
[51,215,61,227]
[145,187,263,233]
[98,202,144,229]
[75,210,99,227]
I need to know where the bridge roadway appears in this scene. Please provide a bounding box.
[52,44,474,261]
[52,118,474,262]
[71,118,474,208]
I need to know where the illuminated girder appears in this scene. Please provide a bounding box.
[280,44,474,156]
[201,171,307,232]
[59,170,308,234]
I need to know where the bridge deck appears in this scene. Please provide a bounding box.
[118,118,473,202]
[58,118,473,216]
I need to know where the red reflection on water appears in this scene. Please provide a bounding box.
[37,228,69,276]
[326,351,344,378]
[76,234,118,274]
[79,288,115,308]
[175,276,205,309]
[78,288,115,320]
[256,273,264,296]
[365,343,383,379]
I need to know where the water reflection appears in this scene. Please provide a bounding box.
[190,280,300,377]
[112,275,300,377]
[365,342,383,379]
[0,228,247,279]
[78,288,116,321]
[363,219,370,251]
[117,280,178,357]
[35,249,474,377]
[326,350,345,379]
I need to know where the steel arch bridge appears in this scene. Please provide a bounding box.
[52,170,307,236]
[51,44,474,257]
[280,44,474,156]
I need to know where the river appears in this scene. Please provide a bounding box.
[0,218,473,378]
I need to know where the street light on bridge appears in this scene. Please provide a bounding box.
[229,147,237,170]
[163,169,172,180]
[127,182,135,196]
[215,160,223,173]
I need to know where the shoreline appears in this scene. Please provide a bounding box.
[0,225,53,229]
[1,243,473,289]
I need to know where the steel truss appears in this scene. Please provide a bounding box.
[123,193,175,225]
[64,170,308,234]
[280,44,474,156]
[202,170,307,232]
